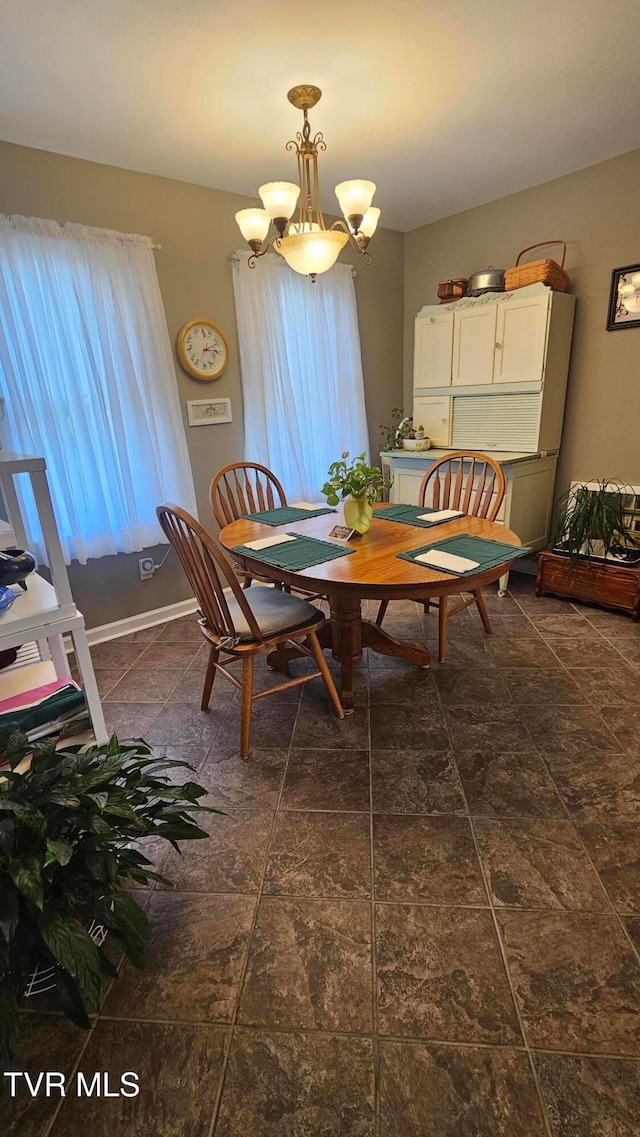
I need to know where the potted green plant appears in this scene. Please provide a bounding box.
[0,727,216,1065]
[321,451,386,534]
[537,480,640,617]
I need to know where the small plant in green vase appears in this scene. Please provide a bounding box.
[0,727,218,1066]
[321,451,386,535]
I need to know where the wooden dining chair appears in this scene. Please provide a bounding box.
[157,503,343,760]
[210,461,288,592]
[376,451,507,663]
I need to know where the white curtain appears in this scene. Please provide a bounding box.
[232,251,369,501]
[0,215,197,564]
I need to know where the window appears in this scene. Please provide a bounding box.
[0,215,196,564]
[232,251,369,501]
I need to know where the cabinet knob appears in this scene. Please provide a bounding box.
[495,342,502,349]
[430,317,435,323]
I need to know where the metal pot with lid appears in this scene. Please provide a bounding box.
[467,265,505,296]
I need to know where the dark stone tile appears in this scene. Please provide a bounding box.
[532,613,597,638]
[578,823,640,913]
[165,663,235,706]
[433,666,512,705]
[372,750,466,815]
[497,911,640,1054]
[373,814,485,904]
[482,612,541,639]
[535,1051,640,1137]
[445,705,533,754]
[474,819,606,910]
[618,642,640,668]
[122,832,169,889]
[515,592,577,615]
[545,750,640,821]
[133,641,201,669]
[456,750,566,818]
[103,702,159,739]
[156,614,203,643]
[281,749,370,811]
[502,667,586,706]
[90,640,146,668]
[302,664,369,705]
[103,892,254,1022]
[600,705,640,751]
[625,916,640,954]
[51,1020,227,1137]
[292,704,369,749]
[105,668,186,703]
[375,904,520,1044]
[570,666,640,707]
[264,811,371,897]
[519,704,621,756]
[90,667,129,698]
[368,665,439,704]
[238,897,372,1032]
[585,608,640,637]
[215,1029,374,1137]
[370,703,450,750]
[379,1040,547,1137]
[431,636,496,668]
[159,808,273,893]
[544,637,626,669]
[116,625,164,643]
[6,1015,87,1137]
[198,746,287,808]
[145,701,230,748]
[149,742,210,779]
[488,638,561,668]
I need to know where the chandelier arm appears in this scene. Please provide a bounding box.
[312,151,326,230]
[247,233,281,269]
[328,221,372,259]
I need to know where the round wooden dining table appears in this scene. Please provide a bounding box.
[219,504,522,712]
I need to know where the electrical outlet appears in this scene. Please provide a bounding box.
[138,556,155,581]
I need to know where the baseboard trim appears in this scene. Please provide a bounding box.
[83,597,199,647]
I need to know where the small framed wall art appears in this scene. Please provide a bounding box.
[607,264,640,331]
[186,398,232,427]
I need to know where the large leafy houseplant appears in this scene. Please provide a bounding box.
[0,727,215,1066]
[551,480,640,565]
[321,451,387,535]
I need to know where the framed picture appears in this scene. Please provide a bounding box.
[186,397,232,426]
[607,263,640,331]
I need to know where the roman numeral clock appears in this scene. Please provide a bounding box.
[176,318,229,381]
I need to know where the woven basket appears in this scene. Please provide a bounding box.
[504,241,569,293]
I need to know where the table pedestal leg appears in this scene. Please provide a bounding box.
[328,596,362,713]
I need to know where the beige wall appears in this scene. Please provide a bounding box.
[0,140,404,627]
[404,147,640,494]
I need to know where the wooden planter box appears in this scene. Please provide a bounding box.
[536,550,640,619]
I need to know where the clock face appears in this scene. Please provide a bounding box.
[177,320,228,380]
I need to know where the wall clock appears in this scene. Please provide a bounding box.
[176,319,229,380]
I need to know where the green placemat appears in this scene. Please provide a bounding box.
[377,503,463,529]
[233,533,356,571]
[398,534,531,576]
[243,505,336,526]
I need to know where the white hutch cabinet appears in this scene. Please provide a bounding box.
[385,283,576,589]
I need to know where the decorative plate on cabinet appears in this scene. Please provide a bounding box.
[176,319,229,381]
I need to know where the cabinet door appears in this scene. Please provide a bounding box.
[452,304,497,386]
[413,396,451,447]
[413,310,454,389]
[494,293,549,383]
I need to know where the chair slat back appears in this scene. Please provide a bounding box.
[157,504,263,643]
[419,451,506,522]
[210,462,287,528]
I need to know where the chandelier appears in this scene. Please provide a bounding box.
[235,84,380,282]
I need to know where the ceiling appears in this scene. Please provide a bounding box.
[1,0,639,232]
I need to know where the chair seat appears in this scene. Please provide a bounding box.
[226,585,320,641]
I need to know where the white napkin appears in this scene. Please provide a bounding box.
[289,501,327,510]
[415,549,479,573]
[242,534,297,551]
[418,509,464,523]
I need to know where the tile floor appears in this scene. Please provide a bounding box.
[9,574,640,1136]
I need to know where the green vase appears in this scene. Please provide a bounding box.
[344,494,373,535]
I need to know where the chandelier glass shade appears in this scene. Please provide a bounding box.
[235,85,380,281]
